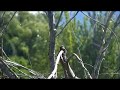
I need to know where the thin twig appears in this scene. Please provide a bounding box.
[4,60,40,76]
[1,12,17,57]
[84,63,94,68]
[99,73,120,75]
[67,53,92,79]
[81,11,120,55]
[0,57,19,78]
[81,11,118,39]
[1,11,6,18]
[11,65,32,78]
[1,11,17,33]
[55,11,63,29]
[0,12,6,60]
[56,11,79,37]
[0,11,17,39]
[81,11,105,26]
[1,48,42,77]
[73,53,92,79]
[92,12,120,79]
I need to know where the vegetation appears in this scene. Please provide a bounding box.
[0,11,120,79]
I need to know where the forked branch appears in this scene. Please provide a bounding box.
[48,50,64,79]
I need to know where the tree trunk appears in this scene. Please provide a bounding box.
[48,11,56,72]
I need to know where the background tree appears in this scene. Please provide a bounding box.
[0,11,120,79]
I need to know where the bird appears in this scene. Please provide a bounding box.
[60,45,67,62]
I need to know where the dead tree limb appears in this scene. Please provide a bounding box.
[72,53,92,79]
[48,50,64,79]
[48,46,79,79]
[92,12,120,79]
[0,57,18,79]
[56,11,79,37]
[81,11,118,39]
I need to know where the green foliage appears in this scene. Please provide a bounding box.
[1,11,120,79]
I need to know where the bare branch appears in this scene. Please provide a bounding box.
[0,57,18,79]
[56,11,79,37]
[81,11,117,38]
[48,50,64,79]
[11,65,32,79]
[72,53,92,79]
[84,63,94,68]
[67,63,79,79]
[92,12,120,79]
[55,11,63,29]
[99,73,120,76]
[81,11,105,26]
[102,13,120,53]
[1,11,6,18]
[1,11,17,33]
[81,11,119,51]
[73,53,92,79]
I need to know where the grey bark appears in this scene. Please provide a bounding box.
[48,11,56,72]
[92,12,118,79]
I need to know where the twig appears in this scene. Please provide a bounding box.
[102,13,120,53]
[73,53,92,79]
[66,52,92,79]
[56,11,79,37]
[81,11,105,26]
[99,73,120,75]
[0,57,18,78]
[4,60,40,76]
[92,12,120,79]
[0,11,17,60]
[81,11,118,40]
[55,11,63,29]
[1,11,6,18]
[11,65,32,79]
[84,63,94,68]
[1,11,17,33]
[1,48,44,78]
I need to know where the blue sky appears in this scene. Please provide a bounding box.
[29,11,85,23]
[59,11,86,26]
[29,11,120,26]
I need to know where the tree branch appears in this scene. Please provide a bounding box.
[92,12,120,79]
[81,11,118,39]
[0,57,18,79]
[72,53,92,79]
[56,11,79,37]
[1,12,6,18]
[66,52,92,79]
[81,11,105,26]
[55,11,63,29]
[1,11,17,33]
[48,50,64,79]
